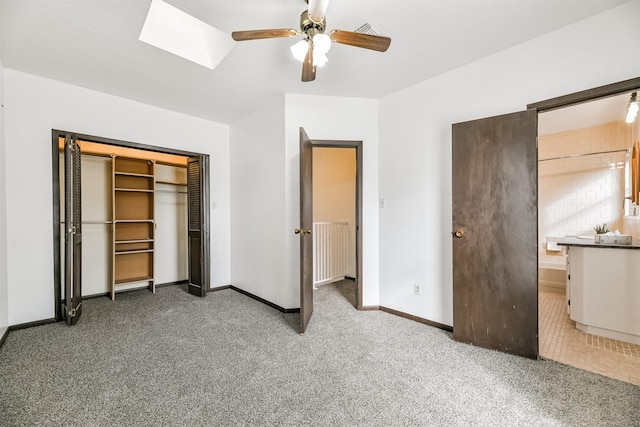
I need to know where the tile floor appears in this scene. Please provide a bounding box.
[539,290,640,386]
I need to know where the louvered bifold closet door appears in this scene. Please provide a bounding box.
[187,155,210,297]
[64,134,83,325]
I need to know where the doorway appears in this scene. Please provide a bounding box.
[51,130,211,323]
[298,129,363,333]
[312,147,357,306]
[451,77,640,364]
[536,90,640,385]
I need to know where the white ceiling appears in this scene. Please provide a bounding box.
[539,92,635,136]
[1,0,629,124]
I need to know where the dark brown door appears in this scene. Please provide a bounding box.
[299,128,313,333]
[452,110,538,359]
[64,134,82,325]
[187,155,210,297]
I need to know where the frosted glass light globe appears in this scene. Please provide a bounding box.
[290,40,309,62]
[313,33,331,54]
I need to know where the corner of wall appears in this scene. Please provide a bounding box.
[284,94,380,308]
[377,1,640,327]
[0,1,9,331]
[229,95,290,307]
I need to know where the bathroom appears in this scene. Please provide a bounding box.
[537,91,640,385]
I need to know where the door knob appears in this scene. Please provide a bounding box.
[453,229,464,238]
[294,229,312,235]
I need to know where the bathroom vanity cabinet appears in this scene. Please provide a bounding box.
[558,237,640,345]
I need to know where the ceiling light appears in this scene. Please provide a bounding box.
[290,40,309,62]
[291,36,331,67]
[626,92,638,124]
[312,33,331,54]
[313,51,328,67]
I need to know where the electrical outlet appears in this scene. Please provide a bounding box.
[414,283,421,296]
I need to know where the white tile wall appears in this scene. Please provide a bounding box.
[538,121,633,251]
[623,216,640,240]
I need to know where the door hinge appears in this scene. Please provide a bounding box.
[67,302,82,318]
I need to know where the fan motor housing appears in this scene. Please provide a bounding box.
[300,10,325,36]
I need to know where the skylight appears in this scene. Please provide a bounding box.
[139,0,233,70]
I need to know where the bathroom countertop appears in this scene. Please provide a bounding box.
[557,236,640,249]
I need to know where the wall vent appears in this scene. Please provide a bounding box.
[354,23,380,36]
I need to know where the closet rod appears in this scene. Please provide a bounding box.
[539,148,630,162]
[57,150,111,160]
[60,220,112,225]
[82,152,111,159]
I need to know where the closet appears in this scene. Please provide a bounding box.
[59,139,189,300]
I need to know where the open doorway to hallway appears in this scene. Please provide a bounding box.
[312,147,357,307]
[298,129,363,333]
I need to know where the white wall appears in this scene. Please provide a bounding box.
[379,0,640,326]
[0,3,8,336]
[313,148,356,224]
[230,96,289,306]
[4,69,231,325]
[230,94,379,309]
[285,94,379,307]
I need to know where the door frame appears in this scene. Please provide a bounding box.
[528,77,640,112]
[527,76,640,356]
[51,130,210,321]
[305,138,364,310]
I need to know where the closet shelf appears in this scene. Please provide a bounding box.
[114,188,154,193]
[115,249,154,255]
[114,219,154,223]
[156,180,187,186]
[114,275,154,286]
[115,239,154,244]
[114,171,154,178]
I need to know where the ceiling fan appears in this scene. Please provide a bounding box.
[231,0,391,82]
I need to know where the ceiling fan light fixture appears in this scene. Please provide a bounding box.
[291,40,309,62]
[232,0,391,82]
[313,51,328,67]
[626,92,639,124]
[313,33,331,53]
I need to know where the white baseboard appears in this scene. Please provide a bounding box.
[539,280,565,294]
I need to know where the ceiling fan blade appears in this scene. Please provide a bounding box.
[329,30,391,52]
[301,44,316,82]
[232,29,297,41]
[307,0,330,23]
